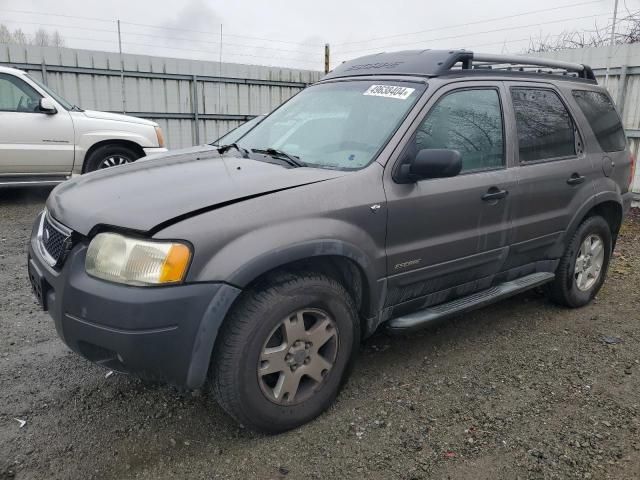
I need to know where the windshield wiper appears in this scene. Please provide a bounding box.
[252,147,306,168]
[217,143,250,158]
[70,105,84,112]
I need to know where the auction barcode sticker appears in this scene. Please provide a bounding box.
[364,85,415,100]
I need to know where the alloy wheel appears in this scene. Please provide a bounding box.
[574,233,605,291]
[99,155,131,169]
[258,308,339,405]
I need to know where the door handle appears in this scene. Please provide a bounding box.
[566,173,586,185]
[482,187,508,201]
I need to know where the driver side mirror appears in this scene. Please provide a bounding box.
[38,98,57,115]
[396,149,462,183]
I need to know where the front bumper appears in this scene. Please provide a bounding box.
[28,215,241,388]
[143,147,169,156]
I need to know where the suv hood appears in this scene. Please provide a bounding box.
[81,110,157,127]
[47,153,345,236]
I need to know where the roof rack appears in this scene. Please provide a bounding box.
[465,53,596,81]
[323,49,596,83]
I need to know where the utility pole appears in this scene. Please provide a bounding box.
[117,19,126,113]
[217,23,223,125]
[219,24,223,68]
[324,43,330,74]
[604,0,619,87]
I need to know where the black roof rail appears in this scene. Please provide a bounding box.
[322,49,596,83]
[469,53,596,81]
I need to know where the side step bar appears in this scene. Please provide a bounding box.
[0,176,68,187]
[386,272,555,334]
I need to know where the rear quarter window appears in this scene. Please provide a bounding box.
[572,90,626,152]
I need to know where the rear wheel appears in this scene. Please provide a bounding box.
[548,215,612,307]
[84,144,141,172]
[210,272,359,433]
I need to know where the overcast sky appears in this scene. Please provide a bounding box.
[0,0,637,71]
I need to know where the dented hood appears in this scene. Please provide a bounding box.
[47,152,345,235]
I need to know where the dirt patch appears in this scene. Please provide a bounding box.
[1,187,639,480]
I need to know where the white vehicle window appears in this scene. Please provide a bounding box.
[0,73,42,112]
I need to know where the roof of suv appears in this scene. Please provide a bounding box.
[0,65,26,75]
[324,49,597,84]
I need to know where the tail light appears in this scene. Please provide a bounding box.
[630,153,637,189]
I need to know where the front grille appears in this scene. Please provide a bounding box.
[40,213,72,266]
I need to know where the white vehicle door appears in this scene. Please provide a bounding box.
[0,73,74,175]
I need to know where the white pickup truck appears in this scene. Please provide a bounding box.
[0,65,167,186]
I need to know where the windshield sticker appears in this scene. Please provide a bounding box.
[364,85,415,100]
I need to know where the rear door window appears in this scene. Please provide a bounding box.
[511,88,575,162]
[572,90,626,152]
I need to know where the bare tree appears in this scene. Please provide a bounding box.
[526,9,640,53]
[11,28,28,45]
[33,28,50,47]
[51,31,65,48]
[0,24,11,44]
[0,24,66,47]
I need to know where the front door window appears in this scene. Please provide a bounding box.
[0,74,41,112]
[413,88,505,173]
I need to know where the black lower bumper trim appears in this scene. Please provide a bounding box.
[28,226,241,388]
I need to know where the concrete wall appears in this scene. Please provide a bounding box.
[0,44,322,149]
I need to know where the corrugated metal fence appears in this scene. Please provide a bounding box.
[0,43,638,195]
[0,44,322,148]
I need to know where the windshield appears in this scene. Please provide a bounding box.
[26,74,74,110]
[237,80,426,170]
[213,115,265,145]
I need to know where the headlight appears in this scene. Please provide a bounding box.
[155,126,166,148]
[85,233,191,286]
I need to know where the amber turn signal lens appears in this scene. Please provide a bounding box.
[160,244,192,283]
[155,126,166,148]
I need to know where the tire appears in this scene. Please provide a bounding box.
[210,272,359,433]
[548,215,612,308]
[84,144,141,172]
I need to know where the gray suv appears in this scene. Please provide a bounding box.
[27,50,635,433]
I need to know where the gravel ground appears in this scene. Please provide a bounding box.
[1,187,639,480]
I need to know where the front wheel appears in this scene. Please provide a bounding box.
[548,215,612,307]
[84,144,141,172]
[210,272,359,433]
